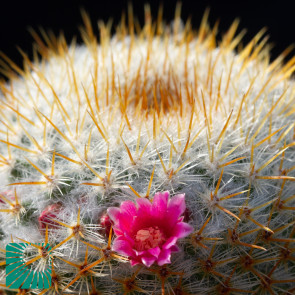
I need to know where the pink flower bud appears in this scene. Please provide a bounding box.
[99,212,113,239]
[38,203,63,232]
[183,207,192,223]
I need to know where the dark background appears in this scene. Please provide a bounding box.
[0,0,294,80]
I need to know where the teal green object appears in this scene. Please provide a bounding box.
[5,243,52,289]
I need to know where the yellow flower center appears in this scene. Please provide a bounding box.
[135,226,165,250]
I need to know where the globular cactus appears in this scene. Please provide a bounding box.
[0,4,295,295]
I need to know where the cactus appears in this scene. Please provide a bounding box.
[0,5,295,295]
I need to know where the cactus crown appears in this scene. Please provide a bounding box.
[0,4,295,295]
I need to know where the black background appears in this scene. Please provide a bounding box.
[0,0,294,80]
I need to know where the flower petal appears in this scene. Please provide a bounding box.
[148,246,161,258]
[137,197,152,215]
[152,191,169,218]
[134,249,145,256]
[130,259,141,266]
[172,222,194,238]
[170,245,180,252]
[141,254,157,267]
[167,193,186,223]
[130,198,154,234]
[157,249,171,266]
[107,207,121,223]
[116,201,138,234]
[120,201,137,218]
[112,237,134,257]
[162,236,177,249]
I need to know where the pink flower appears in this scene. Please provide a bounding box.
[107,191,193,267]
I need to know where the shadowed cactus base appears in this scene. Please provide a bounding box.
[0,5,295,295]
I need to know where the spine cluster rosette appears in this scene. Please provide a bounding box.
[0,5,295,295]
